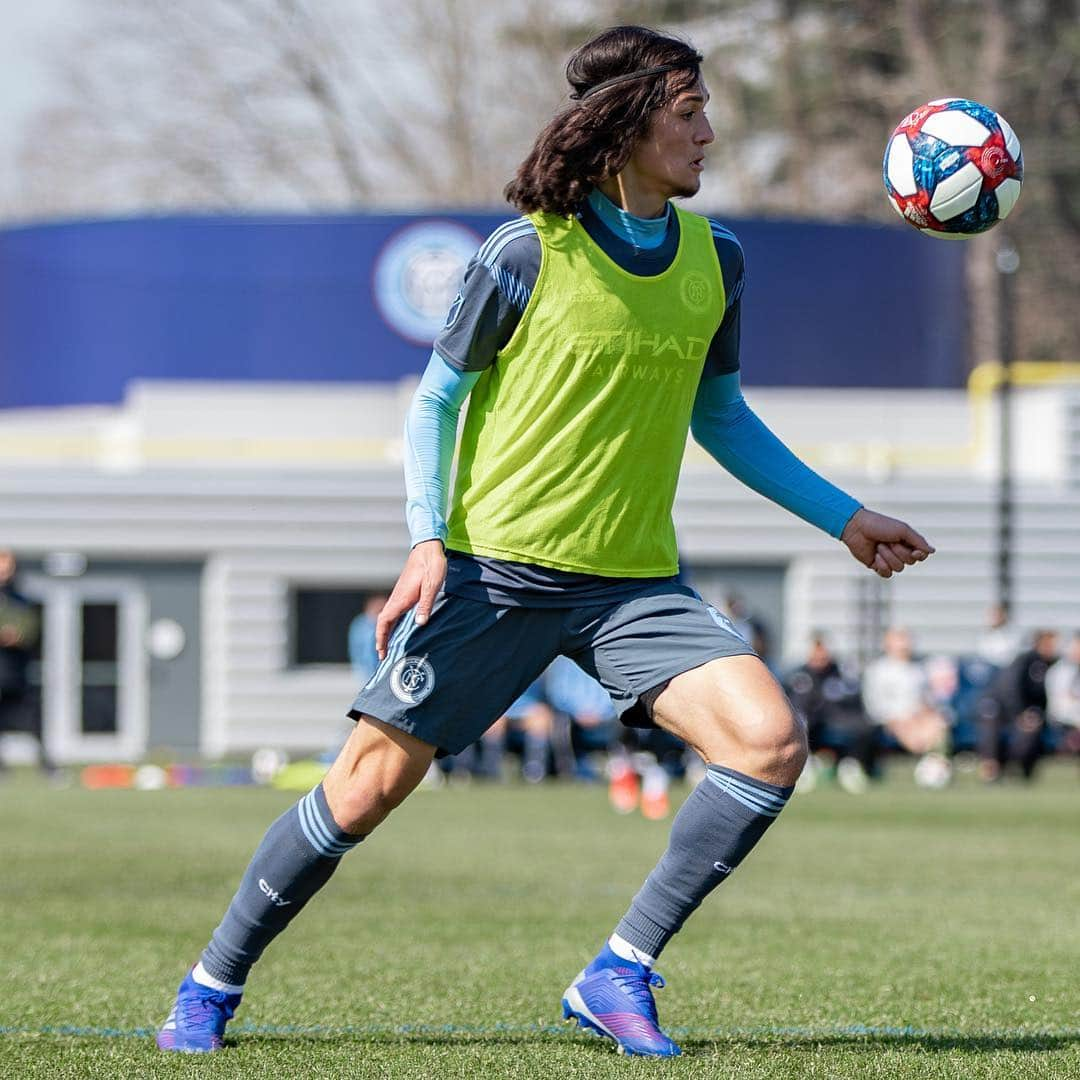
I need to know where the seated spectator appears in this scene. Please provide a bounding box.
[480,679,557,783]
[784,632,864,755]
[609,724,689,819]
[1046,631,1080,761]
[975,603,1023,667]
[544,656,615,782]
[978,629,1059,781]
[950,654,1001,753]
[544,656,680,817]
[861,627,950,785]
[924,654,960,724]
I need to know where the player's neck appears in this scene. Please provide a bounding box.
[595,176,668,219]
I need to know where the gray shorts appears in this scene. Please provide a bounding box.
[348,581,755,756]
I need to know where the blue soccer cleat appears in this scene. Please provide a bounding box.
[156,968,242,1053]
[561,943,681,1057]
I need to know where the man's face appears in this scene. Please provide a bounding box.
[1035,632,1058,660]
[884,629,912,660]
[627,78,714,201]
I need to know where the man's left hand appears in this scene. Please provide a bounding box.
[840,508,935,579]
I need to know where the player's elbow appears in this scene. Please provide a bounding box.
[689,407,722,452]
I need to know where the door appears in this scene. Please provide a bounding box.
[24,574,148,763]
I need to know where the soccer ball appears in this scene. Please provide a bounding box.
[883,98,1023,238]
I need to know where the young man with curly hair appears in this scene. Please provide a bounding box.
[158,25,933,1058]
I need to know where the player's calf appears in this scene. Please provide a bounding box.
[157,782,365,1053]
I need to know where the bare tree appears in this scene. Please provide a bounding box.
[15,0,574,217]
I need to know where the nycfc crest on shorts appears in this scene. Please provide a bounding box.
[706,605,747,644]
[390,655,436,705]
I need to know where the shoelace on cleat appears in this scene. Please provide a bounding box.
[607,968,665,1022]
[178,990,236,1029]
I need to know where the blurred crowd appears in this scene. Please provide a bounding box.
[784,612,1080,795]
[348,596,1080,813]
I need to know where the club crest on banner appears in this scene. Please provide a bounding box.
[373,222,481,345]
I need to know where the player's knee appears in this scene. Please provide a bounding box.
[324,738,431,834]
[732,701,806,782]
[775,716,809,778]
[329,773,413,834]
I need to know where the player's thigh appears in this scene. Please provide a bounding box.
[652,654,804,768]
[567,584,754,726]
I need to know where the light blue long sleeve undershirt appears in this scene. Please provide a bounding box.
[690,374,862,539]
[404,353,862,548]
[404,352,479,546]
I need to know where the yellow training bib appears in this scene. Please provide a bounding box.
[446,206,725,577]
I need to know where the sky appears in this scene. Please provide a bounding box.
[0,0,82,210]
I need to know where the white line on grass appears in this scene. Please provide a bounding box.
[1,1023,1078,1041]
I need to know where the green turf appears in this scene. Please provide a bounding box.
[2,763,1079,1078]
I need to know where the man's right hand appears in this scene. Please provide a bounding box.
[375,540,447,659]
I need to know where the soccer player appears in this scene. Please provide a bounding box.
[157,25,934,1057]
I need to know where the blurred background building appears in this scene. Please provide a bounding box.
[0,0,1077,765]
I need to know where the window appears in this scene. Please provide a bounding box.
[81,602,119,734]
[290,587,389,666]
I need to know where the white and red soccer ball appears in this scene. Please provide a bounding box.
[883,98,1023,238]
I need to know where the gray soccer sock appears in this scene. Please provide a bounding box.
[522,731,549,783]
[480,731,505,780]
[614,764,793,960]
[199,783,364,986]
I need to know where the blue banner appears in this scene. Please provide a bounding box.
[0,212,966,408]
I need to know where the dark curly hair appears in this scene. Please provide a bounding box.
[505,26,703,218]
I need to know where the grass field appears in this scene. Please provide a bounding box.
[2,763,1079,1079]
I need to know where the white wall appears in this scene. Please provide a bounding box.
[1,380,1077,757]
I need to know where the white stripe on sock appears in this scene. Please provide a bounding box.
[192,961,245,995]
[608,933,656,968]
